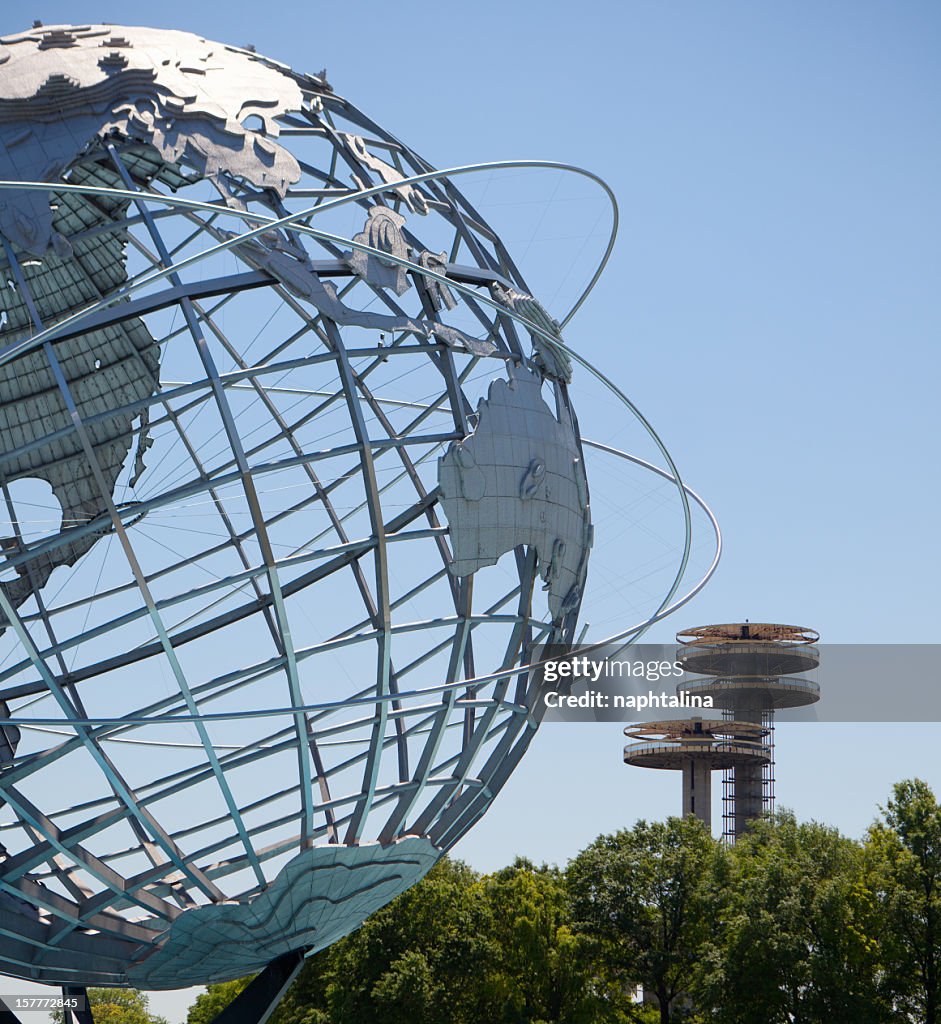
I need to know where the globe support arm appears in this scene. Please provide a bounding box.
[209,949,307,1024]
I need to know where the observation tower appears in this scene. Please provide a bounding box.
[623,719,770,830]
[675,622,820,839]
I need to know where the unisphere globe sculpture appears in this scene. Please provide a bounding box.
[0,24,700,999]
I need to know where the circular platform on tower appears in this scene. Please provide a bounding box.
[676,622,820,677]
[623,719,771,770]
[677,675,820,710]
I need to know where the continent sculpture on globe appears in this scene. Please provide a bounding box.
[0,23,623,997]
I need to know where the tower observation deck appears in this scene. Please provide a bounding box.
[676,622,820,839]
[624,622,820,839]
[623,719,770,830]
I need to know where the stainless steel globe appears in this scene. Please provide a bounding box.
[0,24,597,988]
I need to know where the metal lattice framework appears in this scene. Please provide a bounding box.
[0,24,718,990]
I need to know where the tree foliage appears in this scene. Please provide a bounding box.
[186,977,252,1024]
[481,857,603,1023]
[567,816,719,1023]
[53,989,167,1024]
[185,780,941,1024]
[324,857,497,1023]
[694,812,887,1023]
[868,778,941,1023]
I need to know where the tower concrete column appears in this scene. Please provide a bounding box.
[681,758,713,828]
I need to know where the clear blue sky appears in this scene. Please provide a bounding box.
[3,1,940,1019]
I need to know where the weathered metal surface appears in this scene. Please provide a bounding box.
[0,22,594,990]
[438,366,591,621]
[0,24,303,254]
[128,838,438,988]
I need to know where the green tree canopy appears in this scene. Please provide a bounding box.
[53,989,167,1024]
[481,857,604,1023]
[324,856,498,1024]
[695,811,887,1024]
[567,816,720,1024]
[184,779,941,1024]
[868,778,941,1023]
[186,977,252,1024]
